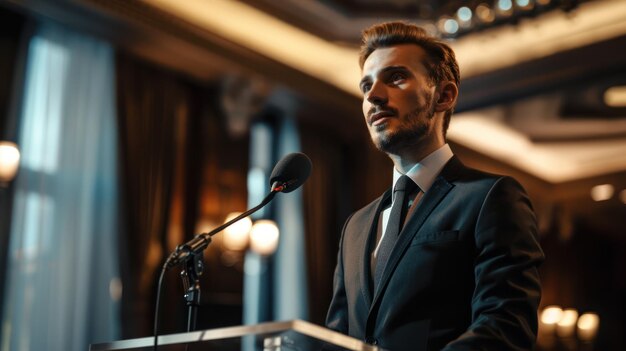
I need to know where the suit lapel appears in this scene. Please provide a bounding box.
[359,189,391,308]
[369,157,464,308]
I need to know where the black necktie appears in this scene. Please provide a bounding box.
[374,175,417,289]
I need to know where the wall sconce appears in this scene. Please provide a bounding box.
[0,141,20,186]
[556,309,578,338]
[219,214,279,264]
[577,313,600,341]
[223,212,253,251]
[249,219,279,256]
[538,306,601,345]
[590,184,614,201]
[540,305,563,333]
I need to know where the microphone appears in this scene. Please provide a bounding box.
[165,152,312,268]
[269,152,312,193]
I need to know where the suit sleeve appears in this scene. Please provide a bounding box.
[443,177,544,351]
[325,213,354,334]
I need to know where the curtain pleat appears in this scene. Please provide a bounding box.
[115,52,192,337]
[300,123,350,325]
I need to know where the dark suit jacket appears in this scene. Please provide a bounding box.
[326,157,544,351]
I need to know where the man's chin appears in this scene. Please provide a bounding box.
[372,129,428,154]
[373,135,401,154]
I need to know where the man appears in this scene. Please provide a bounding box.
[326,22,544,350]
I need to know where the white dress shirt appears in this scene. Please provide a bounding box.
[374,144,454,257]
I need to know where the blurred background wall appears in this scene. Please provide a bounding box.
[0,0,624,350]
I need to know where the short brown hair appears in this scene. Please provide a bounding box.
[359,22,460,135]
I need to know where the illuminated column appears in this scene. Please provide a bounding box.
[243,121,274,326]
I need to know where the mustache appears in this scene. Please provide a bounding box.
[367,106,397,118]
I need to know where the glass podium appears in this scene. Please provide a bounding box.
[89,320,379,351]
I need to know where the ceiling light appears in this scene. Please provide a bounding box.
[457,6,473,23]
[146,0,626,96]
[437,17,459,35]
[516,0,535,11]
[604,86,626,107]
[444,19,459,34]
[145,0,360,95]
[476,3,495,23]
[590,184,614,201]
[498,0,513,13]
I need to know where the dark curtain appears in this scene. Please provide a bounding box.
[300,123,354,325]
[0,7,27,323]
[115,52,204,337]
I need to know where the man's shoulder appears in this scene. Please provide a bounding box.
[432,157,530,205]
[444,157,518,186]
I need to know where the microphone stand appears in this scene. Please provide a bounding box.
[181,253,203,332]
[153,151,311,351]
[163,183,282,333]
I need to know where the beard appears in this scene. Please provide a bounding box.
[372,98,436,155]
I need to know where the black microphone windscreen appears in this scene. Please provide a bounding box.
[269,152,312,193]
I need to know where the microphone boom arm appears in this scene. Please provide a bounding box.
[164,183,283,269]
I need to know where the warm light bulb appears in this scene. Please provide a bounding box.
[476,4,495,23]
[577,313,599,341]
[604,86,626,107]
[249,219,279,255]
[0,141,20,183]
[556,309,578,337]
[590,184,614,201]
[541,306,563,325]
[222,212,252,250]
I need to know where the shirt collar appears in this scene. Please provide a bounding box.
[392,144,454,193]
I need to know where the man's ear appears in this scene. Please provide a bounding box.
[434,81,458,112]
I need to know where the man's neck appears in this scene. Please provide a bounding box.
[388,140,445,174]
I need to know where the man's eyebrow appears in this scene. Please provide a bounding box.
[380,65,410,74]
[359,65,412,89]
[360,65,410,83]
[359,76,371,88]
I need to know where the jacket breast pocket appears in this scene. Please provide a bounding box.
[410,230,459,246]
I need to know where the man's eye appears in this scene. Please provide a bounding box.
[390,72,406,83]
[361,83,372,93]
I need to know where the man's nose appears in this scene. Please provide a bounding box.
[366,81,387,106]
